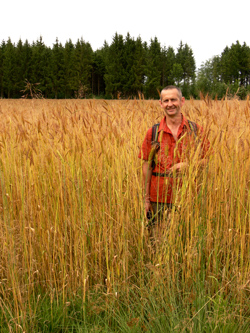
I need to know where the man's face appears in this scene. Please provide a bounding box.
[159,89,185,118]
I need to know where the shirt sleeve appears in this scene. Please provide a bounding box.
[138,127,153,161]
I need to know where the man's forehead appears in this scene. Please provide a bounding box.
[161,89,179,99]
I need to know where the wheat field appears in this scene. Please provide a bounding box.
[0,97,249,331]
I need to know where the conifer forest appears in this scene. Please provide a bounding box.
[0,33,250,99]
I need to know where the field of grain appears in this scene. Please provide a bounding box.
[0,98,250,331]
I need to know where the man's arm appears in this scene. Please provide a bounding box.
[142,161,152,214]
[169,129,211,174]
[169,159,208,174]
[169,162,188,173]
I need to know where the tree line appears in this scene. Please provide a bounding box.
[197,41,250,99]
[0,34,249,99]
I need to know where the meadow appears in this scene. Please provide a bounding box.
[0,97,249,332]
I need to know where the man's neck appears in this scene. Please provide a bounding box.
[165,114,182,141]
[166,113,182,128]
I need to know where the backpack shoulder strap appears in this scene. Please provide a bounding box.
[151,123,160,142]
[188,119,198,137]
[152,120,197,140]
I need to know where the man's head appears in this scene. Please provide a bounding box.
[160,85,182,101]
[159,85,185,118]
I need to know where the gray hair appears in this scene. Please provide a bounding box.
[160,85,182,100]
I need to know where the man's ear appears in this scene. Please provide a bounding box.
[181,97,185,106]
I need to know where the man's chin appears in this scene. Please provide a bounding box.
[166,110,177,116]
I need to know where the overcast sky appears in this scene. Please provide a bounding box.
[1,0,249,70]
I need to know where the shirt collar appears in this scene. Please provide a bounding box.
[158,114,189,134]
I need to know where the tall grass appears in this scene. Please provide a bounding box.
[0,97,249,331]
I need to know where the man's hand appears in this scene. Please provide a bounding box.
[145,198,152,215]
[169,162,188,173]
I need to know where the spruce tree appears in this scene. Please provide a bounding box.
[176,41,196,96]
[123,33,137,97]
[0,41,5,98]
[30,37,50,97]
[104,33,126,98]
[49,38,65,98]
[63,39,75,98]
[92,48,106,97]
[144,37,162,98]
[72,38,93,98]
[161,46,175,87]
[15,39,32,97]
[2,38,15,98]
[131,36,146,97]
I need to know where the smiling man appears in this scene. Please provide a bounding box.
[139,85,210,234]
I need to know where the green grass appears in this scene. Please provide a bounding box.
[0,272,249,332]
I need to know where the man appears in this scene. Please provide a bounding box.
[139,85,209,231]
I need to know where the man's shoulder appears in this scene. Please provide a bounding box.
[151,122,160,142]
[146,118,164,134]
[187,119,198,136]
[182,115,202,136]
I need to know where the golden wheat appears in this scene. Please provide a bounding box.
[0,97,249,327]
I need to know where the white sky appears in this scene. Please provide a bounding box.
[1,0,250,70]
